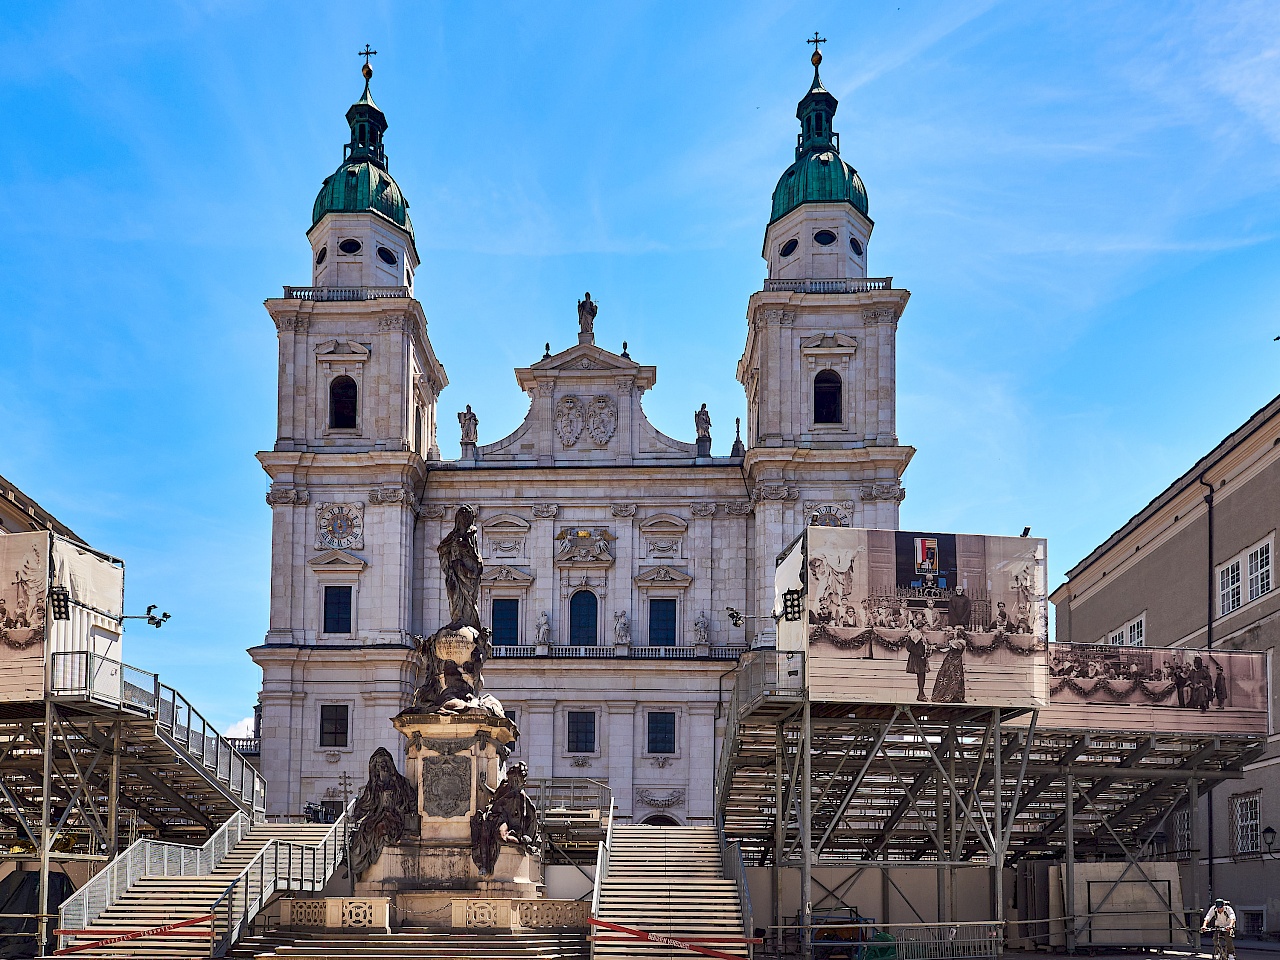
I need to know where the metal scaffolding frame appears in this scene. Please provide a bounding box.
[715,651,1264,958]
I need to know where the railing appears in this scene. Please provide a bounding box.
[492,644,749,660]
[281,285,409,301]
[716,650,806,818]
[49,651,266,817]
[589,782,616,925]
[548,645,616,658]
[209,798,355,956]
[721,836,755,958]
[790,921,1002,960]
[527,777,613,826]
[763,277,893,294]
[59,811,254,951]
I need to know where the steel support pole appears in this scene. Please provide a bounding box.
[1188,778,1201,951]
[774,720,785,936]
[993,710,1004,957]
[1065,772,1076,954]
[108,720,121,858]
[38,699,53,956]
[800,698,813,960]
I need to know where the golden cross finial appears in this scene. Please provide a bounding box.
[358,44,377,79]
[807,31,826,67]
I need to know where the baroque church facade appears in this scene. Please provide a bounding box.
[252,49,914,823]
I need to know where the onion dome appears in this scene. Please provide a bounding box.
[769,45,868,223]
[310,63,414,242]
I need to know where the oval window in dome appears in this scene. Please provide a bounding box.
[780,238,799,258]
[338,238,362,255]
[377,246,398,265]
[315,246,328,265]
[850,236,864,256]
[814,230,837,246]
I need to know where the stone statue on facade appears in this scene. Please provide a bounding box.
[415,505,500,715]
[458,405,478,444]
[613,610,631,645]
[535,611,551,646]
[694,404,712,439]
[470,761,541,876]
[694,611,710,645]
[577,292,597,338]
[348,747,418,879]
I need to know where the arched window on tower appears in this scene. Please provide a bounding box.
[330,376,358,429]
[814,370,842,424]
[414,407,424,454]
[569,590,598,646]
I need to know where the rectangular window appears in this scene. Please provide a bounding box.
[649,598,677,646]
[319,704,349,747]
[492,598,520,646]
[566,711,596,753]
[323,585,353,634]
[1248,542,1271,602]
[1220,561,1242,616]
[1241,912,1266,938]
[1105,613,1145,647]
[1230,790,1261,856]
[1127,618,1144,646]
[647,711,676,754]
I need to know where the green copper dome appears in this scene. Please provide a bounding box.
[310,78,415,242]
[769,57,869,223]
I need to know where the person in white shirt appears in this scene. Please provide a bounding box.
[1201,899,1236,959]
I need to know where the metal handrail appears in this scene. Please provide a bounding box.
[589,783,616,926]
[721,836,754,958]
[58,811,253,951]
[48,651,266,816]
[208,797,355,956]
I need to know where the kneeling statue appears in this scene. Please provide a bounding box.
[470,762,540,875]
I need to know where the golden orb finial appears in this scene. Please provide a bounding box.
[807,32,826,67]
[358,44,377,81]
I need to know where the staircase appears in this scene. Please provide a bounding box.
[592,824,750,959]
[232,930,590,958]
[58,820,343,957]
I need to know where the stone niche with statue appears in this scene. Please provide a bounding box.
[327,505,586,932]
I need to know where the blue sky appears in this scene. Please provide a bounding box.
[2,2,1279,734]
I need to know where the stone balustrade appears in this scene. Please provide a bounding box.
[762,276,893,293]
[281,285,410,301]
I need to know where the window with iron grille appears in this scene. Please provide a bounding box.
[649,599,677,646]
[1241,911,1266,938]
[647,711,676,754]
[319,704,349,747]
[566,711,596,753]
[492,598,520,646]
[1230,790,1261,856]
[1173,807,1191,861]
[323,585,352,634]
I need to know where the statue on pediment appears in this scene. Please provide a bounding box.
[695,403,712,440]
[458,405,478,444]
[577,292,597,337]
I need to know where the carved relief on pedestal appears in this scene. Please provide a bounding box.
[611,503,637,518]
[420,754,472,818]
[266,484,309,505]
[531,503,559,519]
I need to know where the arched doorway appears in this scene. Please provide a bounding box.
[641,814,680,826]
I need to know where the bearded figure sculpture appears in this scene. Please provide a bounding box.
[470,762,541,876]
[348,747,418,878]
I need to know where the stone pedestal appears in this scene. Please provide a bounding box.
[696,435,712,458]
[355,710,541,900]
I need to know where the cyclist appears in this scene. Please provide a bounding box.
[1201,898,1236,960]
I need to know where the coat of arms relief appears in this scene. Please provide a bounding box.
[555,394,618,447]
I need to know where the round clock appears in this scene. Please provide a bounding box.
[317,503,363,550]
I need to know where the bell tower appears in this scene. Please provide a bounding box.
[253,57,448,815]
[738,40,915,629]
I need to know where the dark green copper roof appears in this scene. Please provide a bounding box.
[311,79,415,241]
[769,63,869,223]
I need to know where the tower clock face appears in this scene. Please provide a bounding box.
[317,504,364,550]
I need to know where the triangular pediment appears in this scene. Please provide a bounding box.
[308,549,367,570]
[800,333,858,350]
[481,564,535,584]
[633,565,693,587]
[516,342,657,392]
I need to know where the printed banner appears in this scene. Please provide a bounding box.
[803,527,1049,708]
[0,532,50,653]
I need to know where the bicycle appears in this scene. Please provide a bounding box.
[1201,925,1234,960]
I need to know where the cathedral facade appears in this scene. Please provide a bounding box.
[252,50,914,822]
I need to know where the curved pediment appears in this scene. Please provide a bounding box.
[639,513,688,534]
